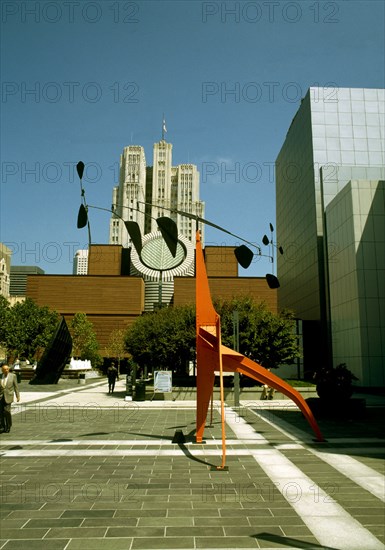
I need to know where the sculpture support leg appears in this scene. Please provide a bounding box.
[196,337,215,443]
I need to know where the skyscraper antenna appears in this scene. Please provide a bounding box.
[162,114,167,141]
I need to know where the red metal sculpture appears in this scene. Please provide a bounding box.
[195,231,324,467]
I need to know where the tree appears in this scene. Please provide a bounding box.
[0,297,60,362]
[106,328,126,375]
[215,297,300,370]
[70,313,102,368]
[124,299,300,377]
[0,296,10,348]
[124,305,195,375]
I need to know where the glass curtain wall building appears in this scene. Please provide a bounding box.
[276,87,384,385]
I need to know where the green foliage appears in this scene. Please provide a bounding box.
[107,328,126,359]
[69,312,102,368]
[0,297,60,361]
[215,297,301,369]
[285,379,316,387]
[314,362,358,401]
[106,328,126,374]
[124,299,300,375]
[124,305,195,375]
[0,296,10,346]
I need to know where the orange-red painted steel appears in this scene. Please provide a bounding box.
[195,231,324,447]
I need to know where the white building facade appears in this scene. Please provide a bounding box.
[73,249,89,275]
[109,145,147,247]
[109,139,205,246]
[108,138,205,310]
[0,243,11,298]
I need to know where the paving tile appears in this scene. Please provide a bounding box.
[143,502,191,510]
[67,538,133,549]
[0,519,29,529]
[0,529,49,539]
[0,540,69,550]
[24,519,83,528]
[347,507,385,516]
[5,510,61,520]
[196,536,259,548]
[2,385,384,550]
[356,515,385,525]
[192,501,243,508]
[257,535,320,548]
[247,515,307,527]
[115,509,167,518]
[219,508,273,517]
[168,508,220,517]
[107,526,165,537]
[44,527,107,538]
[194,516,250,526]
[82,517,138,527]
[61,509,115,518]
[0,504,42,511]
[131,537,195,549]
[138,517,194,527]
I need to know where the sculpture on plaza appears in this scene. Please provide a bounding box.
[29,317,72,385]
[195,230,324,467]
[75,161,325,470]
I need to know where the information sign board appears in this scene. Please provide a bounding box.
[154,370,172,393]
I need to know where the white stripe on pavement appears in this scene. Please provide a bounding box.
[311,450,385,502]
[248,406,385,500]
[226,408,384,550]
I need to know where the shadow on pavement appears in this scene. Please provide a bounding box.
[253,532,339,549]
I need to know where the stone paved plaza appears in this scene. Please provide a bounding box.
[0,379,384,549]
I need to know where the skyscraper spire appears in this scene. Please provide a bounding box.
[162,115,167,141]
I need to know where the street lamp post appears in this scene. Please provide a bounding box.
[233,310,240,407]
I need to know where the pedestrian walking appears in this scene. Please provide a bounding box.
[107,362,118,394]
[0,364,20,433]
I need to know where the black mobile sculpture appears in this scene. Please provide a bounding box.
[75,161,282,288]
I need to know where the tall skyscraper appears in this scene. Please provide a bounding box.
[109,136,205,311]
[109,138,205,247]
[276,87,384,384]
[109,145,147,247]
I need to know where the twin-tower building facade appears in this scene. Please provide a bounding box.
[108,139,205,310]
[109,139,205,248]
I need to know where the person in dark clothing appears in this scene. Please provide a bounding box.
[107,363,118,394]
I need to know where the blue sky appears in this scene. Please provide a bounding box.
[1,0,384,276]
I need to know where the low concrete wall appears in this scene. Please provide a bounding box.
[150,386,318,402]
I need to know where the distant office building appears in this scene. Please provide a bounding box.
[10,265,45,296]
[0,244,12,297]
[108,136,205,309]
[276,87,384,385]
[73,249,89,275]
[109,139,205,247]
[109,145,147,247]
